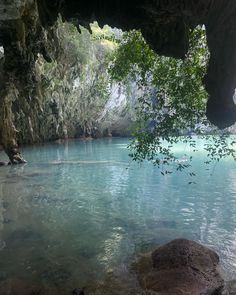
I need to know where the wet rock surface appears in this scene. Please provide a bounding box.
[137,239,228,295]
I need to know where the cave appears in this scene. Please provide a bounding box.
[0,2,236,294]
[0,0,236,162]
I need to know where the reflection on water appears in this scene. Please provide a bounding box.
[0,137,235,294]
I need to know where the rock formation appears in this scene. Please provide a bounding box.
[136,239,228,295]
[0,0,236,162]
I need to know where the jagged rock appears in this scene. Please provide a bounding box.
[137,239,228,295]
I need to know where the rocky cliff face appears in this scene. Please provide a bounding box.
[0,0,51,162]
[0,0,236,162]
[10,20,130,144]
[12,21,104,144]
[98,82,140,137]
[1,19,135,147]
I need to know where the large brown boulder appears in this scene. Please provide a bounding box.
[137,239,228,295]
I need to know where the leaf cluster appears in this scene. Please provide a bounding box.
[109,27,236,174]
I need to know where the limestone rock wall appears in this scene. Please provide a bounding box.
[1,19,133,147]
[98,83,139,137]
[0,0,51,162]
[11,21,118,144]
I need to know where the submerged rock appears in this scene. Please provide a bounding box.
[137,239,228,295]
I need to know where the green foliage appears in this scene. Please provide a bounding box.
[109,28,236,174]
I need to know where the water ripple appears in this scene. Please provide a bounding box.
[0,137,235,291]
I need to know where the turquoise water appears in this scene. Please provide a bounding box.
[0,137,235,294]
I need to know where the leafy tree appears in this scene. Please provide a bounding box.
[109,28,236,174]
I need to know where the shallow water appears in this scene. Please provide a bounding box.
[0,137,236,294]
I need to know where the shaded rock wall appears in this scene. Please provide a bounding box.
[0,0,51,162]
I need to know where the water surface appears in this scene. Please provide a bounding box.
[0,137,235,294]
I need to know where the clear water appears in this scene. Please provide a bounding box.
[0,137,235,294]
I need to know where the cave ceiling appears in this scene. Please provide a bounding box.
[0,0,236,129]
